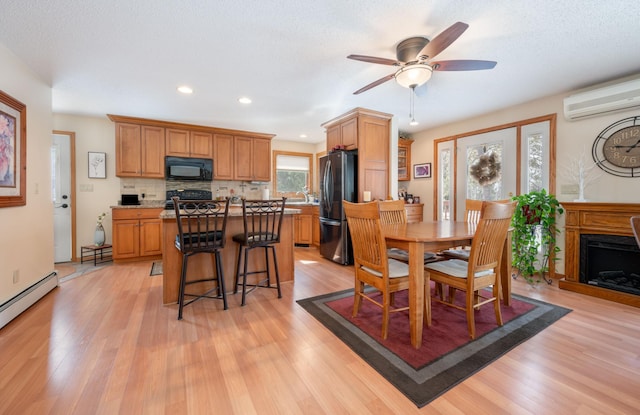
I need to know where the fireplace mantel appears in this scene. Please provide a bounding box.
[560,202,640,307]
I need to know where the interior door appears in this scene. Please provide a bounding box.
[455,128,517,220]
[52,132,75,263]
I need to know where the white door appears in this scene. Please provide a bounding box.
[52,132,73,263]
[455,128,517,220]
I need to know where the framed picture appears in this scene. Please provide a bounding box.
[414,162,431,179]
[88,152,106,179]
[0,90,27,208]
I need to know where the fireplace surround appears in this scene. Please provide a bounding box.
[560,202,640,307]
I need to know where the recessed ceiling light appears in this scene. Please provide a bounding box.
[299,134,307,138]
[177,86,193,94]
[238,97,252,104]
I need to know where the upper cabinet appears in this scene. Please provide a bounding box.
[166,128,213,158]
[326,117,357,151]
[322,108,392,201]
[108,114,274,181]
[398,138,413,181]
[213,133,234,180]
[233,136,271,182]
[115,122,165,178]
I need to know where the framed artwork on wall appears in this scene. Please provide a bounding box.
[0,90,27,208]
[414,162,431,179]
[88,152,106,179]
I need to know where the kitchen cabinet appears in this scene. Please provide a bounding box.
[398,138,413,181]
[326,117,357,151]
[234,136,271,182]
[115,123,165,178]
[108,114,274,182]
[291,205,314,246]
[213,133,234,180]
[322,108,392,202]
[312,206,319,247]
[166,128,213,158]
[112,208,163,261]
[404,203,423,223]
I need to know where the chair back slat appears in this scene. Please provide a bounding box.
[467,201,517,280]
[378,199,407,225]
[173,197,230,254]
[343,201,388,274]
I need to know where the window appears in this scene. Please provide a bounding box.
[273,151,313,199]
[434,115,556,220]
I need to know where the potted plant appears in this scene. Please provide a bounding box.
[511,189,564,284]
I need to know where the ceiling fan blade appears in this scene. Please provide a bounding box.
[353,73,395,95]
[415,21,469,60]
[347,54,401,66]
[431,60,497,71]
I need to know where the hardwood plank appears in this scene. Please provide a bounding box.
[1,249,640,414]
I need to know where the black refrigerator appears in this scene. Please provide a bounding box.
[319,150,357,265]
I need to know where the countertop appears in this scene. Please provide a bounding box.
[159,206,301,219]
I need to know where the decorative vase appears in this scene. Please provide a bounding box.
[94,223,105,246]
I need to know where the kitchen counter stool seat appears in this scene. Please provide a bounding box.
[173,197,230,320]
[232,198,286,306]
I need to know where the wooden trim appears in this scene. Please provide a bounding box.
[106,114,275,139]
[321,107,392,128]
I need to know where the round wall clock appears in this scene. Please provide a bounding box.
[592,116,640,177]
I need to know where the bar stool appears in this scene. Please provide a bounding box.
[173,197,230,320]
[232,198,286,306]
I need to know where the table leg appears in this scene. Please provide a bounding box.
[408,241,424,348]
[500,230,513,306]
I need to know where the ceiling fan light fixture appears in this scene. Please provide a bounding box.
[395,65,433,88]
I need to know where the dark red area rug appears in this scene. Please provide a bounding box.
[297,287,570,407]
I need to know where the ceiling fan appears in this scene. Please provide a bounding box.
[348,22,497,95]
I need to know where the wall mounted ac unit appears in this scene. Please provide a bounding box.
[563,77,640,121]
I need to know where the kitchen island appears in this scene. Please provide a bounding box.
[160,206,298,305]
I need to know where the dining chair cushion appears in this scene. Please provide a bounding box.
[362,258,410,278]
[440,248,470,260]
[426,259,493,278]
[387,248,437,263]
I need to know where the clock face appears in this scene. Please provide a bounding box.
[593,117,640,177]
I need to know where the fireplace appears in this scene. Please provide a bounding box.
[579,234,640,296]
[560,202,640,307]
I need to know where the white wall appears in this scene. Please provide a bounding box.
[404,85,640,274]
[53,114,121,252]
[0,43,54,304]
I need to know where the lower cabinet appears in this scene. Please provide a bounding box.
[404,203,424,224]
[312,206,319,247]
[112,208,163,261]
[292,205,314,246]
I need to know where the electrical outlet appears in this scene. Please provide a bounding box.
[12,270,19,284]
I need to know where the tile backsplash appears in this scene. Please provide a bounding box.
[120,178,271,201]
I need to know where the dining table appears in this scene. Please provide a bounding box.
[381,220,513,349]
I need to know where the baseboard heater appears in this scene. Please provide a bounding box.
[0,271,58,330]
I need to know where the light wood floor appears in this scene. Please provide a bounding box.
[1,248,640,414]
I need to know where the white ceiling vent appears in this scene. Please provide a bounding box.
[563,77,640,121]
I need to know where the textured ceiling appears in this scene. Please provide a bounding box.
[1,0,640,143]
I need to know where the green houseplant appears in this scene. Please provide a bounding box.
[511,189,564,284]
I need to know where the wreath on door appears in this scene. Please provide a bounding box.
[469,150,501,186]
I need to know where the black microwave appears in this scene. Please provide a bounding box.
[165,156,213,181]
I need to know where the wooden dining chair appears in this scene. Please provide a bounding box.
[425,201,516,339]
[442,198,510,260]
[343,200,427,340]
[632,216,640,249]
[378,199,438,263]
